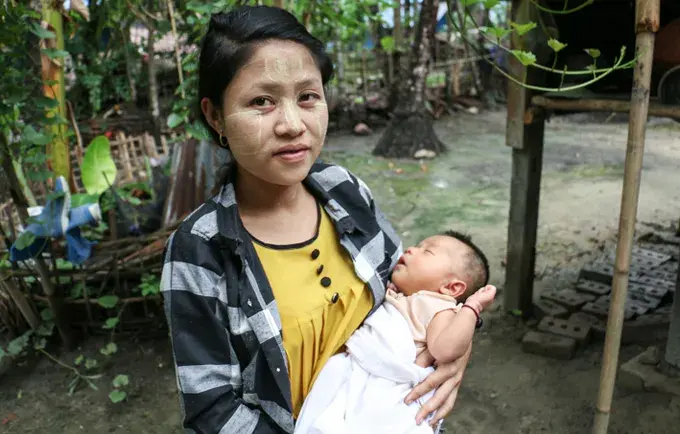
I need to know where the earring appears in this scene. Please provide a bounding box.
[219,130,228,148]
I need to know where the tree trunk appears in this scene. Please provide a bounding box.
[146,28,163,151]
[121,24,137,103]
[373,0,445,159]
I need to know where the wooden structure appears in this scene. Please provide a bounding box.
[504,1,679,433]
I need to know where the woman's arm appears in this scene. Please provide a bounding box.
[162,229,283,434]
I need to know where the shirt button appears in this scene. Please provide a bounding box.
[311,249,320,260]
[331,293,339,303]
[316,265,324,275]
[320,277,331,287]
[276,368,281,373]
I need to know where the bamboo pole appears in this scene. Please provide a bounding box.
[592,1,660,432]
[166,0,184,99]
[532,96,680,120]
[41,0,72,188]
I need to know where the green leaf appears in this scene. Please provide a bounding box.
[22,125,51,145]
[13,231,36,251]
[70,193,100,208]
[33,337,47,350]
[511,50,537,66]
[510,21,537,36]
[70,283,85,299]
[112,374,129,388]
[75,354,84,365]
[85,358,98,369]
[483,26,512,41]
[81,136,118,195]
[7,331,32,356]
[185,121,210,140]
[41,308,54,321]
[97,295,119,309]
[585,48,601,59]
[461,0,483,5]
[36,321,54,337]
[548,39,567,53]
[109,389,127,403]
[35,96,59,109]
[100,342,118,356]
[166,113,184,129]
[30,22,56,39]
[379,36,395,54]
[484,0,500,7]
[103,317,120,330]
[41,48,69,59]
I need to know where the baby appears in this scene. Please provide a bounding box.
[295,230,496,434]
[387,230,496,369]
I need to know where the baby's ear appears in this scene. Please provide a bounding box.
[440,279,467,298]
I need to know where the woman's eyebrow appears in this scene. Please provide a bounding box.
[250,78,321,92]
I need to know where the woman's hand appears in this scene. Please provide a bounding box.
[405,343,472,426]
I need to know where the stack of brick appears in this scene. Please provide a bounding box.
[523,236,678,360]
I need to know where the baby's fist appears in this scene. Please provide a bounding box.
[467,285,496,312]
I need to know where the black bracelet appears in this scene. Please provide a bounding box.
[461,304,483,329]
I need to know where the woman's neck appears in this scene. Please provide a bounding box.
[234,166,310,214]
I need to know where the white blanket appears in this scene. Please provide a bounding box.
[294,302,440,434]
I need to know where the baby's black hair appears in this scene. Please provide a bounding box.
[441,230,490,291]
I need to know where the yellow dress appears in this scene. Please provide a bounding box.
[253,205,373,418]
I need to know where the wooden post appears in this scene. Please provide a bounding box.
[665,243,680,368]
[592,1,660,432]
[503,0,546,317]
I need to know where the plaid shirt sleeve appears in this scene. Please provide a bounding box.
[162,226,283,434]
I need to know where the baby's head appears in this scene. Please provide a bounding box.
[390,230,489,300]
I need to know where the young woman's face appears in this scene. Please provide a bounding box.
[218,40,328,187]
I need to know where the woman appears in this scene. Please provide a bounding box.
[161,6,473,434]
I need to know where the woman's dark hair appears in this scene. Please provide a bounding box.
[198,5,334,146]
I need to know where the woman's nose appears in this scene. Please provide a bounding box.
[275,99,306,137]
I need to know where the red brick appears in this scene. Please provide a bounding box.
[533,299,569,319]
[538,316,592,346]
[576,279,611,296]
[522,331,577,360]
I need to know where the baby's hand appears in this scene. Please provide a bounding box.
[466,285,496,312]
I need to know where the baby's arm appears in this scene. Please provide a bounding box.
[426,285,496,364]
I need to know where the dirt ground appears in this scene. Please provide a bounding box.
[2,109,680,433]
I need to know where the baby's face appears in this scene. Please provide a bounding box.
[391,235,469,296]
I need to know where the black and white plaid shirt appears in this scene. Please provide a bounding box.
[161,162,403,433]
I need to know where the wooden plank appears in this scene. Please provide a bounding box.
[532,96,680,120]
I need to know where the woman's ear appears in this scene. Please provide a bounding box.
[439,279,467,298]
[200,97,222,134]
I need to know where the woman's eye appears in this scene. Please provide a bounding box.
[252,97,272,107]
[300,93,319,103]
